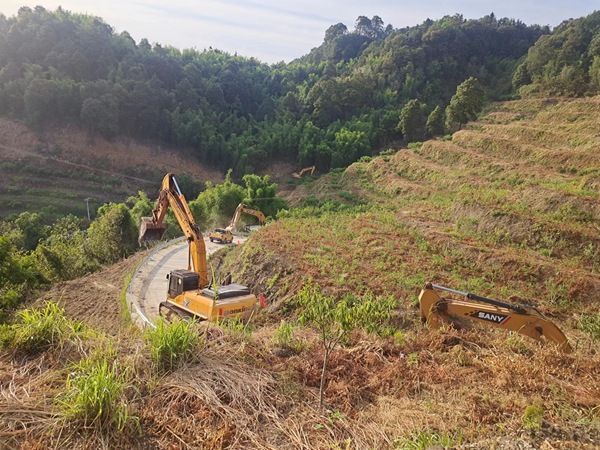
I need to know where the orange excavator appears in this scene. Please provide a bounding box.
[292,165,315,179]
[138,174,257,321]
[419,283,572,353]
[226,203,266,232]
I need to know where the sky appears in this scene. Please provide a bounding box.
[1,1,598,64]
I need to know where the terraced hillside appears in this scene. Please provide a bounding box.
[2,97,599,450]
[225,97,600,447]
[261,97,600,307]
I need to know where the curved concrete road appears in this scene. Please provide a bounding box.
[127,235,247,328]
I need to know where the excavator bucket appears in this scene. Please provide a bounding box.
[138,217,168,245]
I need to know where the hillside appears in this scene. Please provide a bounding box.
[0,117,224,221]
[226,96,600,447]
[2,97,599,449]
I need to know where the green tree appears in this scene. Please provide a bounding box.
[512,61,531,92]
[241,174,286,218]
[445,77,485,131]
[85,203,137,265]
[590,56,600,92]
[188,170,245,229]
[425,105,445,137]
[0,235,38,319]
[331,128,370,168]
[297,282,395,409]
[14,211,48,251]
[33,215,91,282]
[80,94,119,138]
[126,191,154,226]
[399,99,426,142]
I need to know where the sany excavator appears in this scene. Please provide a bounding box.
[226,203,266,232]
[138,174,257,321]
[292,165,315,179]
[419,283,572,353]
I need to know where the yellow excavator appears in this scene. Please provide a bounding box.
[419,283,572,353]
[292,165,315,178]
[226,203,266,232]
[138,174,257,321]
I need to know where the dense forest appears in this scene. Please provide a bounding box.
[0,6,568,175]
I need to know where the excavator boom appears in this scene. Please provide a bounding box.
[419,283,572,353]
[138,173,208,287]
[292,165,316,178]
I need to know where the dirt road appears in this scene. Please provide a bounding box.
[127,236,247,327]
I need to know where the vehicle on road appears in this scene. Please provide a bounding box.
[209,228,234,244]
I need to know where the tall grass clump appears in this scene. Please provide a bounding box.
[4,301,79,354]
[217,314,254,342]
[145,319,199,372]
[59,354,133,431]
[272,319,303,353]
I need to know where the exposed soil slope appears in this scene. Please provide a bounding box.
[33,250,149,335]
[0,118,223,220]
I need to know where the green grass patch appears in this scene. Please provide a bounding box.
[59,353,134,431]
[394,429,462,449]
[577,311,600,340]
[522,403,544,430]
[145,318,199,372]
[3,301,82,354]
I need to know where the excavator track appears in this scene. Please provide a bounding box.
[158,301,198,323]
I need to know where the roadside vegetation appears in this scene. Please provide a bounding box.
[0,173,285,320]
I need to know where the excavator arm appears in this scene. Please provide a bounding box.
[226,203,266,231]
[419,283,572,353]
[292,165,316,178]
[138,173,209,288]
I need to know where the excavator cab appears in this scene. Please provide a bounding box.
[167,269,199,298]
[138,217,168,244]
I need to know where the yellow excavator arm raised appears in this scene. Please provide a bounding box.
[292,165,315,178]
[138,173,208,288]
[419,283,572,353]
[226,203,266,232]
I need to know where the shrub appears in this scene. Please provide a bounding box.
[522,403,544,430]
